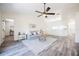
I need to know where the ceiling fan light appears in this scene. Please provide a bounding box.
[43,14,46,16]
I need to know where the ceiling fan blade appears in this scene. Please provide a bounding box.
[44,3,46,12]
[35,11,42,13]
[46,7,51,12]
[46,13,55,15]
[37,14,42,17]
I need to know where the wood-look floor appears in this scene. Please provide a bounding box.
[39,35,77,56]
[0,36,15,50]
[0,34,78,56]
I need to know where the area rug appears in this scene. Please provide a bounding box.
[22,37,57,55]
[0,42,29,56]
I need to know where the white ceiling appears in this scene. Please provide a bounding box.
[0,3,79,15]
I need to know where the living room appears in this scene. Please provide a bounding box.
[0,3,79,56]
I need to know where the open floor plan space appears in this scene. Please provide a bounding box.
[0,3,79,56]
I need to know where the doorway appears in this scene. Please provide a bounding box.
[5,19,14,37]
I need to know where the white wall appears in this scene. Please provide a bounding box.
[68,19,75,35]
[60,12,76,36]
[75,12,79,43]
[43,15,68,36]
[14,15,44,40]
[5,21,10,36]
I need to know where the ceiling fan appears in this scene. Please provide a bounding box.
[35,3,55,18]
